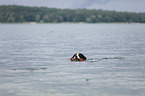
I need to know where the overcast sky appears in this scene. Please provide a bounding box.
[0,0,145,12]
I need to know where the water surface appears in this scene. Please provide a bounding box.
[0,23,145,96]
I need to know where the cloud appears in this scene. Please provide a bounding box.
[72,0,110,8]
[0,0,75,8]
[0,0,145,12]
[0,0,110,8]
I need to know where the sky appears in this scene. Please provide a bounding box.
[0,0,145,12]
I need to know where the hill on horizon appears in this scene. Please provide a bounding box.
[0,5,145,23]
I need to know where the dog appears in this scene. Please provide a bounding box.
[70,53,87,61]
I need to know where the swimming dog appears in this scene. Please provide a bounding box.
[70,53,87,61]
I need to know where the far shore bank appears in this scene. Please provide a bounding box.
[0,22,144,24]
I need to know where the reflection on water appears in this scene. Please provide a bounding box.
[0,23,145,96]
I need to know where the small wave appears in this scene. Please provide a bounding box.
[87,57,125,62]
[12,67,47,71]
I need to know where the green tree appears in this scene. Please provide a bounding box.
[7,13,16,23]
[19,15,25,22]
[35,14,40,22]
[42,15,49,22]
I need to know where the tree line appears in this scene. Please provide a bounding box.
[0,5,145,23]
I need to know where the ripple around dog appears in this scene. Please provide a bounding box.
[87,57,125,62]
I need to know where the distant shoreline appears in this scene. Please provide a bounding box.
[0,22,144,24]
[1,5,145,23]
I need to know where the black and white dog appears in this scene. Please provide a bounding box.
[70,53,87,61]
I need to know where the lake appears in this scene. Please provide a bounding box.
[0,23,145,96]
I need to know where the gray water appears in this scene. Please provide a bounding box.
[0,23,145,96]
